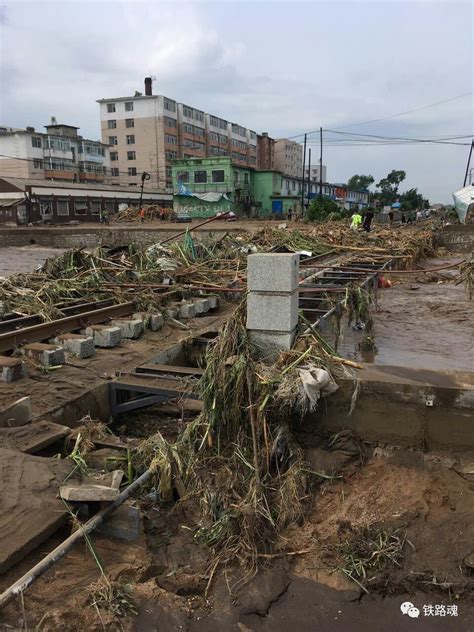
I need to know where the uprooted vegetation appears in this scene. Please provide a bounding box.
[0,223,436,318]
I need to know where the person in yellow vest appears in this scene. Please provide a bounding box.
[350,210,362,230]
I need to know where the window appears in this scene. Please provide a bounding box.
[195,127,205,137]
[177,171,189,183]
[183,123,193,134]
[234,171,239,182]
[111,168,119,176]
[244,172,249,184]
[108,136,117,145]
[74,199,88,215]
[57,199,69,216]
[210,116,219,127]
[250,131,256,141]
[124,101,134,111]
[107,103,116,113]
[165,150,177,160]
[90,200,101,215]
[106,200,115,212]
[110,151,118,161]
[194,142,204,151]
[125,118,134,128]
[128,167,137,176]
[165,116,176,128]
[107,120,117,129]
[219,134,228,144]
[126,135,135,145]
[183,139,194,148]
[31,136,42,148]
[194,170,207,183]
[164,98,176,112]
[211,146,219,156]
[212,170,225,183]
[127,151,136,160]
[183,106,193,118]
[219,119,227,130]
[210,132,219,142]
[33,159,43,169]
[194,111,204,122]
[165,134,177,145]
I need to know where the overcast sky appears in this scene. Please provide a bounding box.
[0,0,472,201]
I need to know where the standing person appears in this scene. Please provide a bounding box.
[139,208,145,223]
[362,207,374,233]
[350,210,362,230]
[160,206,166,222]
[388,210,394,227]
[288,207,293,221]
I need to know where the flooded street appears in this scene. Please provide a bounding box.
[337,257,473,372]
[0,246,65,277]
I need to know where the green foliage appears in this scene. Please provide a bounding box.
[399,188,430,211]
[347,174,374,191]
[307,197,344,222]
[376,169,406,205]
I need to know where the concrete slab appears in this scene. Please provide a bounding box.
[96,501,142,542]
[133,312,164,332]
[166,307,178,319]
[179,302,196,319]
[0,396,32,428]
[85,325,122,348]
[194,298,210,314]
[248,330,296,361]
[247,253,299,293]
[111,318,144,340]
[60,483,120,502]
[0,356,24,383]
[246,292,298,332]
[53,333,95,359]
[23,342,65,367]
[0,420,70,453]
[0,448,71,573]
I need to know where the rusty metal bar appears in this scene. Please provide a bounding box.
[0,302,135,353]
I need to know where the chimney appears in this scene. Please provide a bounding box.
[144,77,153,96]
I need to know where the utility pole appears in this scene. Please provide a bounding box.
[319,127,323,198]
[139,171,151,210]
[307,148,312,208]
[463,140,474,187]
[301,133,307,216]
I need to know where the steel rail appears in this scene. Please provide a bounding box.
[0,302,135,353]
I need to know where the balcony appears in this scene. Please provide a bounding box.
[79,172,105,182]
[44,170,77,181]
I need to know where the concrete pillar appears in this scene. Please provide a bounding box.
[246,253,299,360]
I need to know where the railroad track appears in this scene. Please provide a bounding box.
[0,301,135,354]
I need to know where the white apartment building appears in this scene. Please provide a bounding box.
[304,164,327,183]
[97,78,257,191]
[0,122,110,184]
[274,138,304,178]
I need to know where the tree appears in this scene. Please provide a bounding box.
[307,197,343,222]
[347,174,375,191]
[376,169,406,205]
[399,188,425,211]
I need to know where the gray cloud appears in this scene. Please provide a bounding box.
[0,0,472,202]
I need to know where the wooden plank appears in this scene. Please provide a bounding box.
[135,364,204,377]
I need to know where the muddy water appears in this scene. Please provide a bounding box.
[0,245,66,277]
[335,270,473,372]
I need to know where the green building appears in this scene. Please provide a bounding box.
[252,170,301,217]
[171,157,304,219]
[171,157,252,219]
